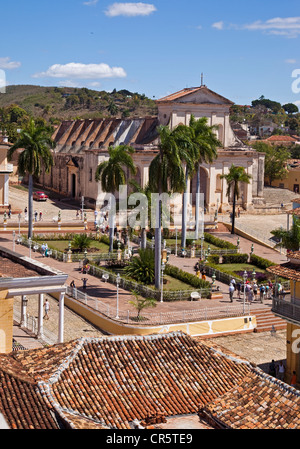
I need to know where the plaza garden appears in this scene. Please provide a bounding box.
[19,230,288,303]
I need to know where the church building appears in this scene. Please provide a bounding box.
[38,84,265,214]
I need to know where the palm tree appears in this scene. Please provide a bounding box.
[125,248,155,284]
[220,165,251,234]
[271,215,300,251]
[71,233,92,252]
[128,290,157,321]
[188,115,220,240]
[149,125,189,289]
[7,119,55,238]
[95,144,136,252]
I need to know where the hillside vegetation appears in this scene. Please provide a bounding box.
[0,84,157,122]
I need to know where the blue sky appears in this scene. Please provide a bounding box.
[1,0,300,106]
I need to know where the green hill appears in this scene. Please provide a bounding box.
[0,84,158,122]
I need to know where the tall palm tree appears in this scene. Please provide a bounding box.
[95,144,136,252]
[221,164,251,234]
[149,125,189,289]
[188,115,220,240]
[7,119,55,238]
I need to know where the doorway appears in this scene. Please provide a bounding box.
[71,174,76,198]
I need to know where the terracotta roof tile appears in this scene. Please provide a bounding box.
[1,332,300,429]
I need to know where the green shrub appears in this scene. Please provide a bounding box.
[222,253,249,264]
[164,264,211,289]
[207,255,220,264]
[204,233,236,249]
[124,249,155,285]
[250,254,276,269]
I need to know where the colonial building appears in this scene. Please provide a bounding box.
[38,85,265,214]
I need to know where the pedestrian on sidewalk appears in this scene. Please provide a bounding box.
[229,283,234,302]
[44,299,50,320]
[70,280,76,296]
[277,361,285,381]
[291,371,297,387]
[260,284,266,303]
[236,281,241,299]
[248,287,254,303]
[269,360,276,377]
[82,278,88,289]
[39,211,42,221]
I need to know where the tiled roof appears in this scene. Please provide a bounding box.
[2,332,300,429]
[267,262,300,281]
[200,370,300,429]
[156,86,234,105]
[0,355,60,429]
[266,135,298,142]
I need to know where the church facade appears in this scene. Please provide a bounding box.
[38,85,265,215]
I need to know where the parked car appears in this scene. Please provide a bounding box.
[33,191,48,201]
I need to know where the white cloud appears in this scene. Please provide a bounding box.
[83,0,98,5]
[242,17,300,38]
[33,62,127,79]
[285,59,297,64]
[0,57,21,69]
[105,2,156,17]
[212,21,224,30]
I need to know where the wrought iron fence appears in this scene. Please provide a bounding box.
[66,286,250,325]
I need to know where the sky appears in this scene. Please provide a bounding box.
[1,0,300,106]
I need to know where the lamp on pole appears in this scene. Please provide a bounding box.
[201,235,204,261]
[116,273,120,319]
[160,261,165,303]
[243,270,248,314]
[12,230,15,252]
[18,213,21,236]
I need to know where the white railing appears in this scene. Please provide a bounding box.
[66,286,250,325]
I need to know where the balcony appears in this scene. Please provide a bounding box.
[0,164,13,173]
[272,296,300,324]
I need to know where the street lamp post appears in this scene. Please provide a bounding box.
[28,237,32,259]
[175,227,178,257]
[116,273,120,319]
[243,270,248,314]
[12,231,15,252]
[201,235,204,261]
[160,262,165,303]
[18,213,21,236]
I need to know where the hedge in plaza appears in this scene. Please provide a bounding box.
[203,233,237,249]
[164,264,211,289]
[222,253,249,264]
[249,253,276,269]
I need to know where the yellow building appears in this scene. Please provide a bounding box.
[0,134,13,207]
[268,251,300,386]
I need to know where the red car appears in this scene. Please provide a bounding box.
[33,191,48,201]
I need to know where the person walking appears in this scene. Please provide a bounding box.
[44,299,50,320]
[236,281,241,299]
[82,278,88,289]
[269,360,276,377]
[260,284,266,303]
[277,361,285,381]
[229,283,235,302]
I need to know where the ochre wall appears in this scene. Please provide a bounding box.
[64,295,256,337]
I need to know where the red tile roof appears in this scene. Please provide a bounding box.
[1,332,300,429]
[266,135,298,142]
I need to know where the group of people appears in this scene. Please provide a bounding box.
[268,360,289,382]
[194,262,207,280]
[40,242,50,257]
[228,278,276,303]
